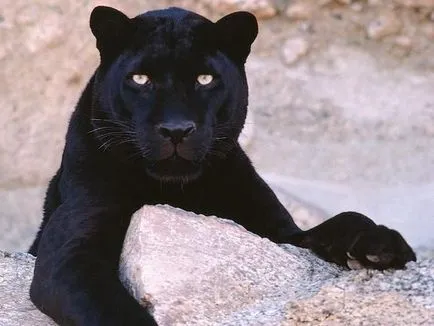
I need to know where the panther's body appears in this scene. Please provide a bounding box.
[29,6,416,326]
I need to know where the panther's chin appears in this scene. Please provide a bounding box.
[145,157,203,183]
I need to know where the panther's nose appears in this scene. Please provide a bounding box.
[157,121,196,144]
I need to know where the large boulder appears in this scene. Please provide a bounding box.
[1,205,433,325]
[119,205,434,325]
[119,205,341,326]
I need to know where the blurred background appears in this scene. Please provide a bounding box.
[1,0,433,252]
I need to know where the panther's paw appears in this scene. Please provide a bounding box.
[292,211,416,270]
[343,224,416,270]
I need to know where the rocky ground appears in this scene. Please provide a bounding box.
[1,205,433,325]
[1,0,434,251]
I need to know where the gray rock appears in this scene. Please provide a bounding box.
[119,205,434,326]
[394,0,434,8]
[199,0,277,19]
[1,205,433,325]
[0,252,55,326]
[284,254,434,325]
[281,37,310,66]
[285,1,316,21]
[119,205,341,326]
[367,12,402,40]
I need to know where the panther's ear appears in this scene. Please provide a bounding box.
[90,6,134,61]
[215,12,258,65]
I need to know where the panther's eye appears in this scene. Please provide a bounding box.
[197,74,214,86]
[132,74,150,85]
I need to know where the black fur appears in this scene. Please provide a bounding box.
[29,6,416,326]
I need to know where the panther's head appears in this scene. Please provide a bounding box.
[89,6,258,182]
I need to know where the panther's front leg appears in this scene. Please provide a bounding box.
[288,211,416,270]
[212,148,416,271]
[30,204,158,326]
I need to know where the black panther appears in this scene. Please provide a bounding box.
[29,6,416,326]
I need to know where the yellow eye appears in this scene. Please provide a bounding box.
[197,74,214,86]
[132,74,150,85]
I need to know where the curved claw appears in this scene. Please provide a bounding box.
[347,259,363,270]
[346,251,356,260]
[366,254,381,263]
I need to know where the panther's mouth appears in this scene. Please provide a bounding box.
[145,155,203,183]
[157,140,198,161]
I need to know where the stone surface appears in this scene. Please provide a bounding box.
[394,35,413,49]
[422,22,434,39]
[119,205,434,326]
[0,252,55,326]
[350,2,364,12]
[284,254,434,325]
[319,0,334,6]
[1,205,433,325]
[281,37,310,65]
[367,12,403,40]
[394,0,434,8]
[119,205,340,326]
[200,0,277,18]
[285,1,316,21]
